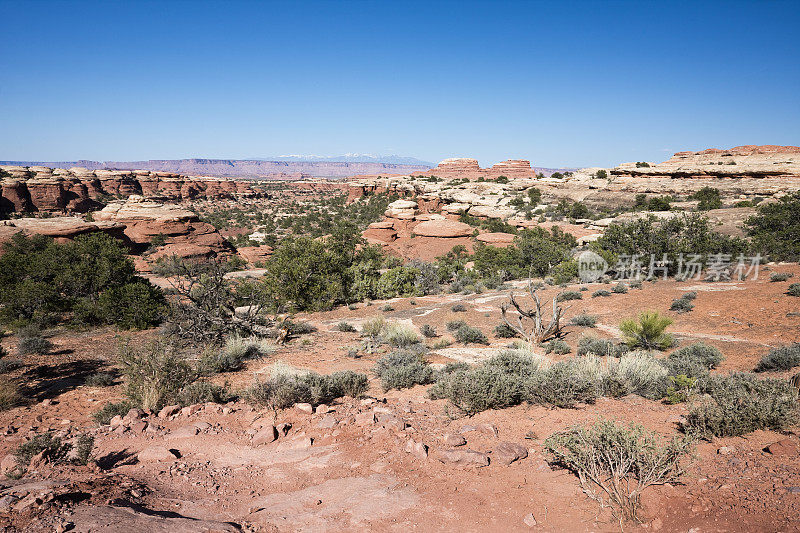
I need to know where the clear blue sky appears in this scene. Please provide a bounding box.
[1,0,798,168]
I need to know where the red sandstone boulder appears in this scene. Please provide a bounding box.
[412,220,473,238]
[475,232,515,246]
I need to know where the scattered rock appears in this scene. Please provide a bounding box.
[523,513,537,527]
[167,425,199,440]
[493,442,529,465]
[137,446,180,462]
[764,439,799,456]
[295,403,314,414]
[478,423,498,437]
[404,439,429,460]
[158,405,181,419]
[437,448,490,467]
[717,446,735,455]
[443,433,467,447]
[252,425,279,445]
[0,454,19,476]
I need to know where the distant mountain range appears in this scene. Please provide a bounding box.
[0,157,434,179]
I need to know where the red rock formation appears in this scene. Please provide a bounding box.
[0,165,257,215]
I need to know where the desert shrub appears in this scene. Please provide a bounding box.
[770,272,793,282]
[613,352,670,399]
[336,322,357,332]
[118,339,195,411]
[72,434,95,466]
[570,314,597,328]
[432,338,452,349]
[593,213,748,277]
[176,382,234,407]
[620,312,675,351]
[691,186,722,210]
[84,372,115,387]
[788,283,800,297]
[577,335,627,357]
[745,191,800,261]
[684,373,799,437]
[0,358,21,374]
[420,324,437,338]
[373,350,434,391]
[451,303,467,312]
[544,418,693,521]
[0,379,21,410]
[454,324,489,345]
[0,232,165,329]
[325,370,370,398]
[754,343,800,372]
[471,227,576,280]
[611,282,628,294]
[665,343,723,378]
[494,322,520,338]
[526,361,598,408]
[16,327,53,355]
[429,366,526,415]
[92,401,132,425]
[550,260,579,285]
[15,432,72,467]
[381,304,394,312]
[284,320,317,335]
[556,290,583,302]
[544,339,571,355]
[245,374,312,410]
[664,375,697,404]
[592,289,611,298]
[670,291,696,313]
[202,335,274,374]
[436,361,470,377]
[383,322,422,348]
[376,266,420,299]
[361,316,387,338]
[446,320,467,332]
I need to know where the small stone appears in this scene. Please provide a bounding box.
[404,439,429,460]
[295,403,314,414]
[523,513,537,527]
[167,425,199,440]
[355,412,376,426]
[316,404,331,414]
[493,442,529,465]
[316,415,338,429]
[158,405,181,419]
[444,433,467,447]
[437,448,490,467]
[650,517,663,531]
[276,422,292,436]
[478,423,498,437]
[137,446,180,462]
[717,446,735,455]
[180,404,201,417]
[0,495,19,513]
[109,415,124,427]
[252,426,279,445]
[0,454,19,476]
[764,439,799,456]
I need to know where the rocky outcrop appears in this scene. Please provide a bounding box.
[0,165,256,215]
[0,217,129,255]
[412,220,473,238]
[612,145,800,179]
[94,196,232,259]
[426,158,537,180]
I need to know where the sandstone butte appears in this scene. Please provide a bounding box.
[0,165,257,215]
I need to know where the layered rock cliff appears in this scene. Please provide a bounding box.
[0,165,256,214]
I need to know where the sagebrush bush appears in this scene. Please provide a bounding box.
[72,434,95,466]
[454,324,489,345]
[0,359,21,374]
[118,339,195,411]
[545,418,693,521]
[451,303,467,312]
[556,290,583,302]
[577,335,627,357]
[612,282,628,294]
[176,382,234,406]
[446,320,467,332]
[373,351,434,391]
[494,322,520,338]
[526,361,598,408]
[336,321,357,332]
[429,366,526,415]
[683,373,799,437]
[201,335,274,374]
[770,272,793,282]
[570,314,597,328]
[361,316,387,338]
[592,289,611,298]
[0,379,21,411]
[754,343,800,372]
[92,400,133,425]
[246,365,369,408]
[420,324,437,338]
[670,296,694,313]
[544,339,571,355]
[15,432,71,467]
[84,372,115,387]
[665,343,723,378]
[17,330,53,355]
[383,322,422,348]
[788,283,800,297]
[620,311,675,351]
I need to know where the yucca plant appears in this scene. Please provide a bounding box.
[619,311,675,351]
